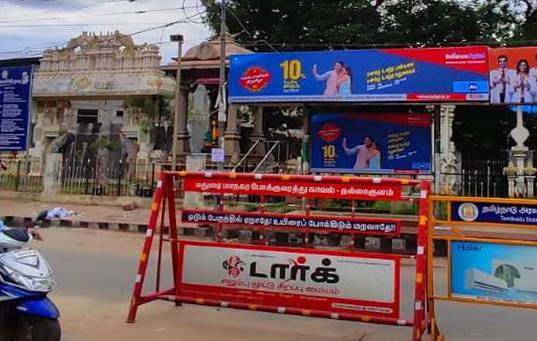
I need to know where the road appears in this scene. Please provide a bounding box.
[31,227,536,341]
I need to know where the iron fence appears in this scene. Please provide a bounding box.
[0,159,42,193]
[437,159,510,197]
[60,159,156,198]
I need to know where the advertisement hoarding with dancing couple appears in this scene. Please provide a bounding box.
[311,112,432,174]
[229,46,489,103]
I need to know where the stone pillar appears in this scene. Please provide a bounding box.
[176,85,191,157]
[184,154,206,207]
[42,153,62,195]
[438,105,459,194]
[250,106,266,155]
[224,104,241,164]
[504,106,533,197]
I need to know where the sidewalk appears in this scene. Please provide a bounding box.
[0,198,200,233]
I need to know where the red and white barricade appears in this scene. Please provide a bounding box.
[127,171,434,341]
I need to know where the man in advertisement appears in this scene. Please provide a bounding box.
[490,55,515,103]
[342,136,379,170]
[312,62,344,97]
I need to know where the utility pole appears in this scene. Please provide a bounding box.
[217,0,227,168]
[170,34,184,171]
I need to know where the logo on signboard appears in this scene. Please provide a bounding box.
[223,254,340,284]
[458,203,479,222]
[468,82,478,91]
[240,66,271,92]
[317,123,341,143]
[222,256,245,277]
[1,70,8,79]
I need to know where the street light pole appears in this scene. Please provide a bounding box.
[217,0,227,158]
[170,34,184,171]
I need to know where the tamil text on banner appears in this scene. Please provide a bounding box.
[0,66,32,151]
[181,209,401,235]
[311,112,432,174]
[179,241,400,317]
[182,177,402,200]
[229,46,489,103]
[452,201,537,225]
[489,47,537,105]
[451,240,537,305]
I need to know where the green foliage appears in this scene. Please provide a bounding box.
[201,0,523,51]
[372,201,391,212]
[123,95,173,134]
[390,202,418,215]
[91,137,120,151]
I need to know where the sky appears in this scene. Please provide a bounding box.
[0,0,212,65]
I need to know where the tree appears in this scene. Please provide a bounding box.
[378,0,515,46]
[202,0,382,51]
[201,0,518,51]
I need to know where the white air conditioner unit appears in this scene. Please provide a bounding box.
[464,268,509,294]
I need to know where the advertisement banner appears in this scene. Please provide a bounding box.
[489,47,537,104]
[183,177,402,200]
[181,210,401,235]
[311,112,432,174]
[229,46,489,103]
[179,241,400,317]
[0,66,32,151]
[451,201,537,225]
[451,240,537,305]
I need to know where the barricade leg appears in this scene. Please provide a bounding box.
[427,197,441,340]
[412,181,430,340]
[167,176,181,306]
[126,173,168,323]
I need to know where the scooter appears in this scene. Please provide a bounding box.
[0,227,60,340]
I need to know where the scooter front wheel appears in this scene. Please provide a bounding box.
[1,314,61,341]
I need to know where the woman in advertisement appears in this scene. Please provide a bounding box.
[510,59,532,104]
[337,66,352,96]
[369,141,381,170]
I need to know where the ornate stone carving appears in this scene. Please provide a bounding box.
[33,31,175,97]
[438,105,460,195]
[504,106,536,198]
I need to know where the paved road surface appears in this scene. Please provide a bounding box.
[32,228,536,341]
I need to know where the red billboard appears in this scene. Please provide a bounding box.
[490,47,537,104]
[183,177,402,200]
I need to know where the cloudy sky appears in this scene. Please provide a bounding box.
[0,0,212,64]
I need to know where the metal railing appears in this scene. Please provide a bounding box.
[253,141,281,173]
[232,140,260,172]
[0,159,42,193]
[60,158,156,198]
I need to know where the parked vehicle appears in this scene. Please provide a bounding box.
[0,228,60,340]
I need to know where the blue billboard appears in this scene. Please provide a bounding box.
[229,46,489,103]
[452,202,537,225]
[451,240,537,305]
[311,112,432,174]
[0,66,32,151]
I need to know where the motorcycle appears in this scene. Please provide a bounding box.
[0,227,60,340]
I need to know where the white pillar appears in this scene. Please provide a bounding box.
[438,105,458,194]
